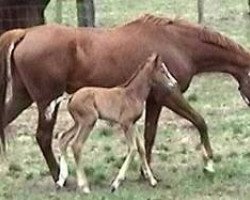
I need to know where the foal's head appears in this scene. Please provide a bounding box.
[146,53,178,91]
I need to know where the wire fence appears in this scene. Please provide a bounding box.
[0,5,45,34]
[1,0,250,44]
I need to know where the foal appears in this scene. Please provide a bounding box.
[56,53,178,193]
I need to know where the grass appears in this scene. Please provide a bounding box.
[1,0,250,199]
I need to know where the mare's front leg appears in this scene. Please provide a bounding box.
[36,101,61,183]
[143,95,162,172]
[159,90,214,173]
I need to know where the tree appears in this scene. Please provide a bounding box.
[197,0,204,23]
[76,0,95,27]
[0,0,50,35]
[248,0,250,14]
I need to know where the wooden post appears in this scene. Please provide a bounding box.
[248,0,250,14]
[55,0,63,23]
[197,0,204,24]
[76,0,95,27]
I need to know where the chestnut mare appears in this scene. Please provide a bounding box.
[0,14,249,183]
[57,54,174,193]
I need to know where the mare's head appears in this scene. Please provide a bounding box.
[146,53,178,91]
[238,71,250,106]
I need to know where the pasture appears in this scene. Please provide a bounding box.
[0,0,250,199]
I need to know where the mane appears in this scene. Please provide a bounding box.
[125,14,250,56]
[119,62,145,88]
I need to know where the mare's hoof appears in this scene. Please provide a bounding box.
[64,177,77,191]
[203,167,215,181]
[203,166,215,174]
[55,183,63,191]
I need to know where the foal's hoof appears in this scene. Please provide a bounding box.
[203,167,215,180]
[77,186,91,194]
[110,179,122,193]
[110,181,120,193]
[150,179,158,188]
[110,185,116,193]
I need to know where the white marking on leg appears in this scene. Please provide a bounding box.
[6,42,15,103]
[45,94,68,121]
[45,100,57,121]
[56,155,69,187]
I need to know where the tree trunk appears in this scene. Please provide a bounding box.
[197,0,204,23]
[248,0,250,14]
[55,0,63,23]
[76,0,95,27]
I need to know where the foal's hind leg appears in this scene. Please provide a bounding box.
[71,117,97,194]
[111,125,137,192]
[56,125,78,188]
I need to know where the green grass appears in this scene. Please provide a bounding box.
[1,0,250,200]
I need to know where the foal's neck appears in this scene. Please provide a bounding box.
[125,69,151,101]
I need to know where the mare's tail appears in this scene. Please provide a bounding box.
[0,29,27,152]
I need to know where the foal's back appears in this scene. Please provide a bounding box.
[69,86,137,124]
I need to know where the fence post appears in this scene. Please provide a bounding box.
[76,0,95,27]
[197,0,204,23]
[55,0,63,23]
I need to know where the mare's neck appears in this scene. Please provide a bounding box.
[195,45,250,81]
[125,70,151,102]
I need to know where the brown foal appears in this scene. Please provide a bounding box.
[56,54,178,193]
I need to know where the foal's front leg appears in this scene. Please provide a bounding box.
[110,125,137,192]
[135,129,157,187]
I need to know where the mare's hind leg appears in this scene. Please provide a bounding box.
[111,125,137,192]
[4,79,32,127]
[36,101,61,182]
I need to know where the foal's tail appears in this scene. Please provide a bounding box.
[0,29,27,152]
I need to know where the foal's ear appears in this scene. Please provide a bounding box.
[153,54,162,68]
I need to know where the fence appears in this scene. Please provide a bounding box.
[1,0,250,44]
[0,4,46,34]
